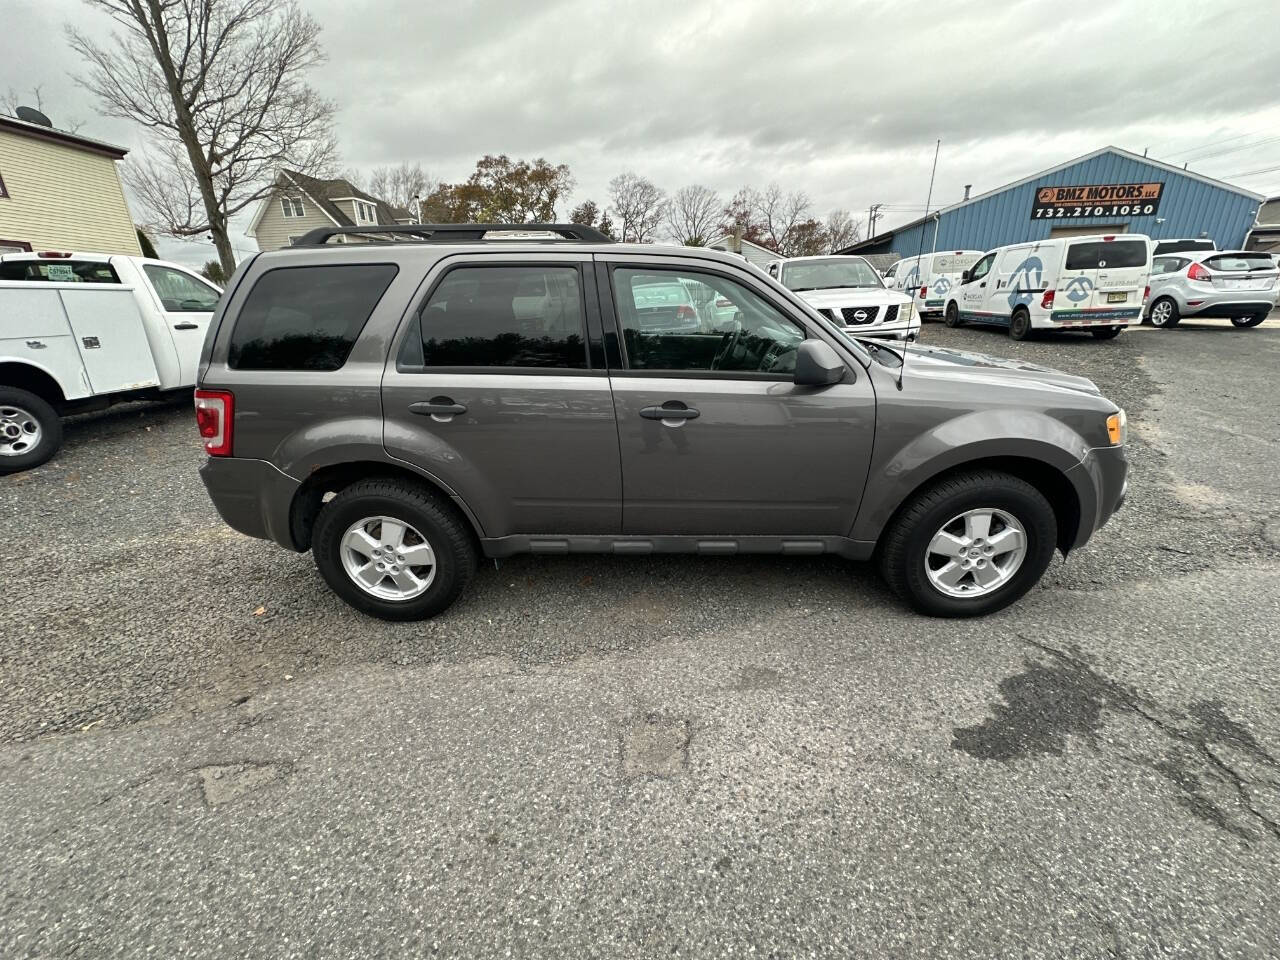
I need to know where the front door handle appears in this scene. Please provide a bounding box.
[640,402,700,423]
[173,322,199,330]
[410,397,467,421]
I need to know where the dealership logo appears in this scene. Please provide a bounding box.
[1007,256,1044,309]
[1064,276,1094,302]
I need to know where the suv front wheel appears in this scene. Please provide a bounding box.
[311,478,477,621]
[878,471,1058,617]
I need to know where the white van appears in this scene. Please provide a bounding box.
[943,234,1151,340]
[886,250,985,319]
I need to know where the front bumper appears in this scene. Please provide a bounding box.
[843,317,922,341]
[1064,444,1128,550]
[199,456,302,550]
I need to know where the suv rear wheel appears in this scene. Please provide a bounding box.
[311,478,477,621]
[878,471,1058,617]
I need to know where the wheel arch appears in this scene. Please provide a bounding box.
[287,459,484,552]
[0,361,68,409]
[856,439,1089,557]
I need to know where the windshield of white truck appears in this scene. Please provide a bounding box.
[781,258,883,292]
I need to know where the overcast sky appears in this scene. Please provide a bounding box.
[4,0,1280,267]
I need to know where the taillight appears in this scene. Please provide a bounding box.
[1041,290,1055,309]
[1143,285,1150,302]
[194,389,234,456]
[1187,262,1212,282]
[918,286,928,299]
[37,251,72,258]
[675,305,696,321]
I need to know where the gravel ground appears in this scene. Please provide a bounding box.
[2,317,1279,957]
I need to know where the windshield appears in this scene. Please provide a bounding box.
[781,258,883,292]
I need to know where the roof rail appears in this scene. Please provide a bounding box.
[292,223,613,246]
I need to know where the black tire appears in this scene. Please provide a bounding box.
[944,301,962,327]
[1009,308,1032,341]
[0,386,63,474]
[311,478,477,621]
[1230,312,1268,328]
[1090,325,1123,340]
[1149,297,1180,328]
[878,470,1058,618]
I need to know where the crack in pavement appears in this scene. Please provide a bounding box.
[953,637,1280,843]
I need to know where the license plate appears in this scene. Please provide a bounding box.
[1222,278,1269,290]
[1106,292,1127,303]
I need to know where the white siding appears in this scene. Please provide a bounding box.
[0,129,141,255]
[252,193,335,251]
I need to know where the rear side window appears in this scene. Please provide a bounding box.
[1151,256,1188,276]
[413,265,587,369]
[228,264,398,370]
[0,260,120,283]
[1065,240,1148,270]
[1204,253,1276,272]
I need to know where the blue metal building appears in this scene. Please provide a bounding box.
[842,146,1265,259]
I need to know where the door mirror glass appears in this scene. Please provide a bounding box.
[960,269,971,283]
[793,339,845,386]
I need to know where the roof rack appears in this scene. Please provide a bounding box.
[292,223,613,247]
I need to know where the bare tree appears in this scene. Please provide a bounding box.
[69,0,337,276]
[754,183,815,256]
[3,85,86,132]
[365,162,438,212]
[665,184,720,246]
[608,172,666,243]
[824,209,861,253]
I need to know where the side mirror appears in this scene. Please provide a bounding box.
[793,340,846,387]
[960,269,971,283]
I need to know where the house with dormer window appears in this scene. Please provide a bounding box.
[246,169,414,250]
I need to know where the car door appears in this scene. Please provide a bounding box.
[959,252,994,316]
[140,262,221,386]
[381,255,622,538]
[599,256,875,537]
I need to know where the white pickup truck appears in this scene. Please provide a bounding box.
[0,251,221,473]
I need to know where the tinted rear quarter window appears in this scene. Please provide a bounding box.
[1065,241,1148,270]
[228,263,398,370]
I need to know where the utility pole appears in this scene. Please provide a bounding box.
[867,203,884,238]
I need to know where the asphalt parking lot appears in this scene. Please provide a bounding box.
[3,318,1280,957]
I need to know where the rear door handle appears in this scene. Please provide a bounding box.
[410,398,467,420]
[640,402,700,422]
[173,322,199,330]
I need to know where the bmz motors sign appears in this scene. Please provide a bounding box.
[1031,182,1163,220]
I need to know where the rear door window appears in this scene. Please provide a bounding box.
[228,263,398,370]
[413,265,588,369]
[0,260,120,283]
[1065,240,1148,270]
[1151,256,1188,276]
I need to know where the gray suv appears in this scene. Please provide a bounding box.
[195,224,1128,620]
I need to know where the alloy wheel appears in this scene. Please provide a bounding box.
[924,508,1028,598]
[339,515,437,601]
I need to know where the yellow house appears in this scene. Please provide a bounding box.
[0,113,141,256]
[247,169,413,251]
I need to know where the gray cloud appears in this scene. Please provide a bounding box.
[4,0,1279,268]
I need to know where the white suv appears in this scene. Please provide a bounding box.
[766,255,919,341]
